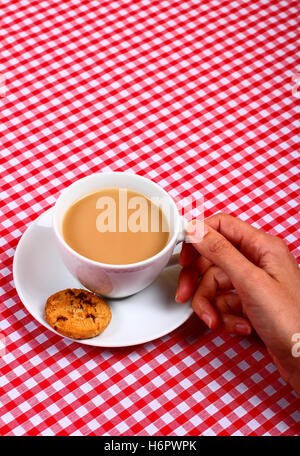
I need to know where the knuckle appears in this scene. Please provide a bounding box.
[217,211,230,218]
[208,212,230,225]
[206,265,226,282]
[211,212,230,223]
[208,265,220,274]
[207,236,228,255]
[215,212,227,218]
[246,266,262,282]
[269,234,289,253]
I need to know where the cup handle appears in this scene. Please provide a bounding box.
[166,217,187,267]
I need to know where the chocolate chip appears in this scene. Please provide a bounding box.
[77,292,87,300]
[57,316,68,321]
[67,289,75,295]
[86,314,95,321]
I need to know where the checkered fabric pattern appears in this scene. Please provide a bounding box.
[0,0,299,436]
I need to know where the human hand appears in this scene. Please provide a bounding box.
[176,213,300,395]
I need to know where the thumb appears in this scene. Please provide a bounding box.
[186,220,262,288]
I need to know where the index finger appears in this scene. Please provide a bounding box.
[203,213,295,281]
[187,220,265,292]
[204,213,269,264]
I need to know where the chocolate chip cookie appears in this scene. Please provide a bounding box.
[45,288,111,339]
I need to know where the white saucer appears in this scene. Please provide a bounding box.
[13,208,193,347]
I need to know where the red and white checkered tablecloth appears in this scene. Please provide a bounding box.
[0,0,299,436]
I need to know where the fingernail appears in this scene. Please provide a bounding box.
[186,219,197,235]
[235,323,252,335]
[187,220,209,243]
[202,312,212,329]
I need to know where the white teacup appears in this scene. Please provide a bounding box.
[53,172,185,298]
